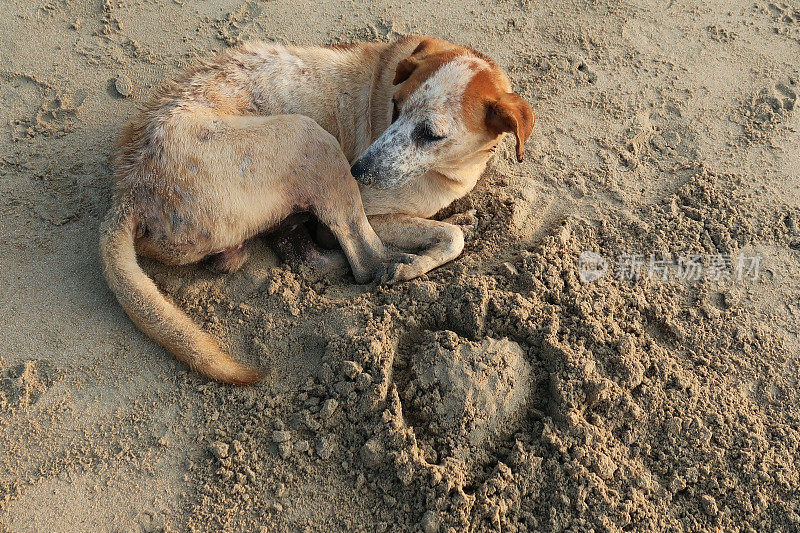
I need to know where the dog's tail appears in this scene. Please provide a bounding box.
[99,203,264,385]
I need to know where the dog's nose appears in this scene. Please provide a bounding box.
[350,158,371,184]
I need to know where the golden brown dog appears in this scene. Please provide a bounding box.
[99,36,534,385]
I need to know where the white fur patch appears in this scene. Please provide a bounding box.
[404,56,487,134]
[358,56,490,185]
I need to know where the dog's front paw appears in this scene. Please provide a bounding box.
[377,253,428,284]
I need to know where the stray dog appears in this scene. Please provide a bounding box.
[100,36,534,385]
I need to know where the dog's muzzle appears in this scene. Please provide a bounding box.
[350,157,374,185]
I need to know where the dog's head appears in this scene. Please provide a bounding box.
[351,37,534,189]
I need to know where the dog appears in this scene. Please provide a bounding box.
[99,36,534,385]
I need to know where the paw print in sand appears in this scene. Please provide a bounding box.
[0,360,58,411]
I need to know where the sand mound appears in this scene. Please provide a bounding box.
[397,332,532,466]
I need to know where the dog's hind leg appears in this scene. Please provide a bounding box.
[367,214,465,283]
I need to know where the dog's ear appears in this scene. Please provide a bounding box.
[393,57,419,85]
[393,38,440,85]
[485,93,535,162]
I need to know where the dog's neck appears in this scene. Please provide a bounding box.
[328,38,424,163]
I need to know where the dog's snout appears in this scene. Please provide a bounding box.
[350,157,372,184]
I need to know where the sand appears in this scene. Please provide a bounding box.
[1,0,800,531]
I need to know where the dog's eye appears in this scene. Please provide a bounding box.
[415,124,446,144]
[391,99,399,124]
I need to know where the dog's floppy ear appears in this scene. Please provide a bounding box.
[485,93,535,162]
[393,57,419,85]
[393,38,439,85]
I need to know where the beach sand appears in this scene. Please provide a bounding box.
[1,0,799,531]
